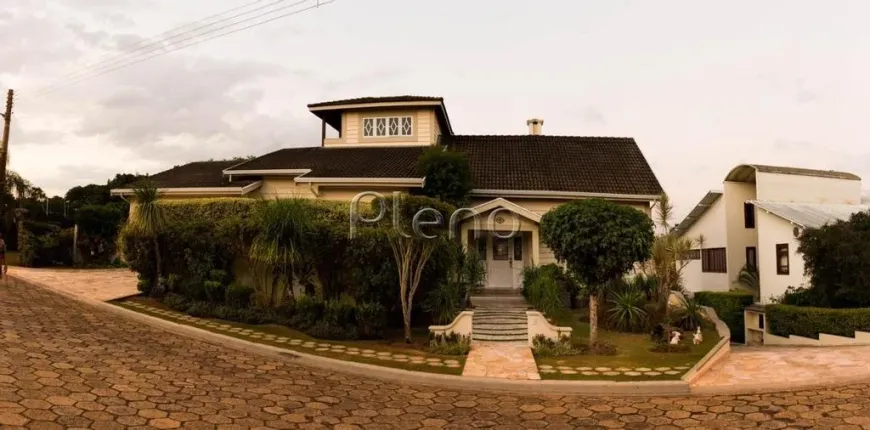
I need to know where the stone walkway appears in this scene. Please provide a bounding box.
[8,278,870,427]
[462,342,541,380]
[693,345,870,391]
[6,266,138,302]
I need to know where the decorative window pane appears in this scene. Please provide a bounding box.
[388,117,399,136]
[375,118,386,136]
[363,119,374,137]
[401,117,412,135]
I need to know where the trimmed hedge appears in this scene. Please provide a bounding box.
[766,304,870,339]
[17,220,74,267]
[695,291,754,343]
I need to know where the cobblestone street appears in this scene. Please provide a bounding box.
[3,279,870,429]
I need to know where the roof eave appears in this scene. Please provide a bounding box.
[469,189,661,202]
[110,181,262,197]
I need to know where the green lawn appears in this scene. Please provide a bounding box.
[535,309,720,381]
[116,296,466,375]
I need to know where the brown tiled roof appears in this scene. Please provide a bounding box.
[226,136,663,196]
[226,147,426,178]
[444,135,664,196]
[308,96,443,108]
[124,160,256,189]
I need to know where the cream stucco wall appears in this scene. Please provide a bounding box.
[680,196,729,293]
[755,172,862,204]
[723,181,758,287]
[329,108,439,146]
[756,209,806,304]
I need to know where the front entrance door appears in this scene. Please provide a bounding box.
[486,234,525,290]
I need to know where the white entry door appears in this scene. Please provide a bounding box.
[486,235,525,290]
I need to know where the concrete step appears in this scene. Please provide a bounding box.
[472,333,528,342]
[470,295,530,309]
[473,323,528,331]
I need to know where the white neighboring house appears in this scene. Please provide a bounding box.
[675,164,870,303]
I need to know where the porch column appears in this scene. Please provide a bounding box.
[531,228,540,266]
[460,223,470,251]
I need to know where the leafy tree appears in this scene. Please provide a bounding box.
[798,211,870,308]
[540,199,654,345]
[128,181,167,296]
[416,146,473,207]
[74,204,126,264]
[376,194,455,342]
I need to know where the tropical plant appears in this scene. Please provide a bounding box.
[737,264,759,295]
[672,295,706,331]
[540,198,655,346]
[606,288,648,332]
[248,198,313,308]
[127,181,166,295]
[424,279,466,325]
[646,193,703,320]
[416,146,473,207]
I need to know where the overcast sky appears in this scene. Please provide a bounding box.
[2,0,869,220]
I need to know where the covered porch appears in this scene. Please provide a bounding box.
[458,198,543,292]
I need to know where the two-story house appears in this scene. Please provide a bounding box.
[675,164,870,303]
[111,96,664,291]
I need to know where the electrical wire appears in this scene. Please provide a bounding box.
[27,0,333,99]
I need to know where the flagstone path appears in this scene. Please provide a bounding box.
[462,342,541,380]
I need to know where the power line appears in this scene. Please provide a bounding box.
[28,0,333,99]
[49,0,276,85]
[44,0,299,90]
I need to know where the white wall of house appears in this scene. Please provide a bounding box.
[723,181,758,286]
[680,196,729,292]
[756,172,862,204]
[756,210,807,304]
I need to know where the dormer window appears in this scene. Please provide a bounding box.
[363,116,413,137]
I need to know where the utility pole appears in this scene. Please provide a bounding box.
[0,89,13,226]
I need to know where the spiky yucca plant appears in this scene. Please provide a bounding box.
[128,181,166,295]
[248,198,313,308]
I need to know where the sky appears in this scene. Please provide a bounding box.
[2,0,870,220]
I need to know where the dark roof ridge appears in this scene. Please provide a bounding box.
[449,134,635,140]
[308,96,443,108]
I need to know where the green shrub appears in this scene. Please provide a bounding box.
[225,283,254,309]
[162,294,188,311]
[17,221,74,267]
[185,301,214,318]
[766,304,870,339]
[356,301,387,339]
[203,281,225,304]
[522,264,574,315]
[670,295,706,331]
[695,291,754,343]
[427,332,471,356]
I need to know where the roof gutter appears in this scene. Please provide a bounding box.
[293,177,425,187]
[470,189,661,202]
[222,169,311,176]
[110,181,263,197]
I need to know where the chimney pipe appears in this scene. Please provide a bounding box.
[527,118,544,135]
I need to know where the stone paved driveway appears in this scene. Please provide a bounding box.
[4,278,870,428]
[7,267,138,302]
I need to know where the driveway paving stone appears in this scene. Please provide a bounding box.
[4,276,870,428]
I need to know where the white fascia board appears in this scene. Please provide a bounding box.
[223,168,312,176]
[470,189,661,202]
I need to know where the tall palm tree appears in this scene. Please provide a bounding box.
[128,181,166,295]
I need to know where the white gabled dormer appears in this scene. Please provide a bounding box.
[307,96,454,148]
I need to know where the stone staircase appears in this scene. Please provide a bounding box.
[471,308,529,342]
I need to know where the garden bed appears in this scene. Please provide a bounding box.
[115,296,466,375]
[534,310,720,381]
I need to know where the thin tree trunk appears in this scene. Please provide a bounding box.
[589,292,599,346]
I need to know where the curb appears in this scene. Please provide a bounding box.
[11,275,695,396]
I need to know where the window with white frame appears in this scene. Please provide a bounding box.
[362,116,413,137]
